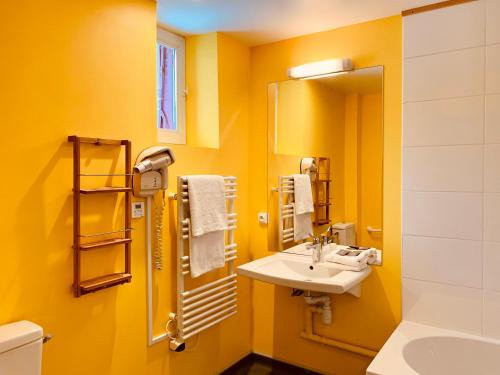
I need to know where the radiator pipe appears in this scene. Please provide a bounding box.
[301,306,378,358]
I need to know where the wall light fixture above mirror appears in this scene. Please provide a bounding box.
[288,58,353,80]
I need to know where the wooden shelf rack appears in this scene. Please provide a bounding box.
[69,135,133,297]
[80,187,132,194]
[313,157,332,226]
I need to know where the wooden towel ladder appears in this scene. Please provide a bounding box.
[68,135,132,297]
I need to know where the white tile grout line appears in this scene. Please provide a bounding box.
[402,234,485,243]
[402,234,483,242]
[402,189,485,194]
[482,288,486,336]
[401,233,480,244]
[404,92,500,105]
[403,143,500,153]
[402,276,483,291]
[482,0,488,337]
[403,93,486,105]
[404,44,487,61]
[402,39,500,61]
[403,143,487,148]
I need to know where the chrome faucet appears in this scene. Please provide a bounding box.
[306,234,322,264]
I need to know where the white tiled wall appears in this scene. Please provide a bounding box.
[403,0,500,338]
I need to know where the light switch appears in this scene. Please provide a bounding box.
[258,212,268,224]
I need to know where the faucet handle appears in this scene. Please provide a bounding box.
[321,225,334,236]
[308,233,320,245]
[321,226,339,243]
[320,234,330,246]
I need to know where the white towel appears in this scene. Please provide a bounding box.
[292,174,314,241]
[186,175,227,278]
[293,174,314,214]
[293,212,313,242]
[327,261,368,272]
[324,247,377,271]
[189,224,226,278]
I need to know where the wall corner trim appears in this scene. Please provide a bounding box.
[402,0,477,17]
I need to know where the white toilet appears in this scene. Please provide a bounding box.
[0,321,43,375]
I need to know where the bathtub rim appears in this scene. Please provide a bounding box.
[366,320,500,375]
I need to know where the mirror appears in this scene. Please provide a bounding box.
[267,66,383,253]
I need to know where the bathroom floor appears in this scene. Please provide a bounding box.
[221,354,322,375]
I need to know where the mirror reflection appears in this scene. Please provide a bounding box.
[268,66,384,254]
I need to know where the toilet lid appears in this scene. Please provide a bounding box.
[0,321,43,354]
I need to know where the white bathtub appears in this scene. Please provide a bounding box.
[366,321,500,375]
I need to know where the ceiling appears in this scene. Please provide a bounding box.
[157,0,438,46]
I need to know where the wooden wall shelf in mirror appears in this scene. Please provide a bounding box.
[313,157,331,226]
[267,66,384,254]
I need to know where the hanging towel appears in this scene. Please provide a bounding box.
[186,175,227,277]
[188,225,226,278]
[292,174,314,241]
[293,174,314,214]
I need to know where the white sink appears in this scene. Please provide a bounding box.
[237,246,371,297]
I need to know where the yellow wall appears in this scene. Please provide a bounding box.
[0,2,252,375]
[276,80,344,158]
[249,16,402,374]
[186,32,220,149]
[344,94,360,230]
[358,94,384,249]
[344,93,384,249]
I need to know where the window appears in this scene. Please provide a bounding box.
[157,28,186,144]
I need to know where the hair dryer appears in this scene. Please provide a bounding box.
[133,146,176,197]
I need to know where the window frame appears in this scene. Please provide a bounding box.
[156,27,186,145]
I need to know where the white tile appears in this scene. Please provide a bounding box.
[404,0,485,58]
[403,145,483,192]
[484,193,500,242]
[486,44,500,94]
[403,236,482,288]
[404,47,485,102]
[403,191,483,240]
[403,96,484,146]
[403,278,482,334]
[486,0,500,45]
[484,242,500,291]
[485,144,500,192]
[485,94,500,143]
[483,290,500,339]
